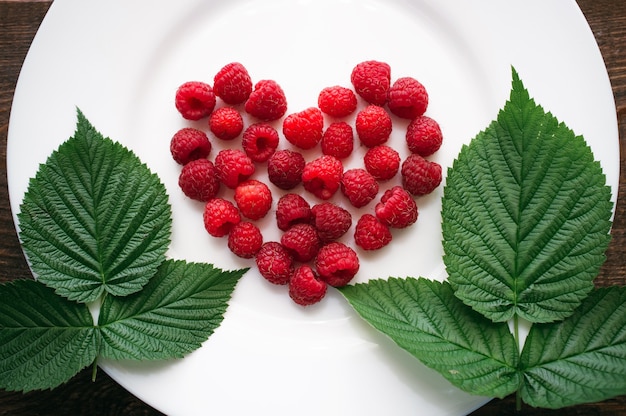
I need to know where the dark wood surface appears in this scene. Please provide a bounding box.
[1,1,625,414]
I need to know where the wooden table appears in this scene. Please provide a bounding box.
[1,1,625,414]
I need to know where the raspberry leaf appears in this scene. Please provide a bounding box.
[98,260,247,360]
[0,280,98,391]
[339,277,521,398]
[7,110,248,392]
[18,109,172,303]
[442,68,612,323]
[519,286,626,408]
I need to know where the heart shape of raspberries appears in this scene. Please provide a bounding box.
[171,60,443,306]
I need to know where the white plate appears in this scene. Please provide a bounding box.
[8,0,619,415]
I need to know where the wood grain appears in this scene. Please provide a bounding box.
[0,1,624,414]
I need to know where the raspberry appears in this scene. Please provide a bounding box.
[170,127,212,165]
[354,214,392,250]
[406,116,443,156]
[228,221,263,259]
[401,154,442,196]
[267,149,305,190]
[350,60,391,106]
[301,155,343,200]
[341,168,379,208]
[310,202,352,243]
[245,79,288,121]
[375,186,418,228]
[281,223,321,262]
[203,198,241,237]
[213,62,253,105]
[178,158,220,201]
[283,107,324,150]
[234,179,273,220]
[317,86,357,118]
[276,193,312,231]
[242,123,279,162]
[387,77,429,119]
[315,242,359,287]
[214,149,255,189]
[173,62,444,305]
[364,145,400,181]
[255,242,294,285]
[289,265,327,306]
[321,122,354,159]
[355,105,392,148]
[175,81,216,120]
[208,107,244,141]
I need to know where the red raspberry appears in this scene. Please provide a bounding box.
[315,242,359,287]
[242,123,279,162]
[321,122,354,159]
[289,265,327,306]
[350,60,391,106]
[276,193,312,231]
[354,214,392,250]
[283,107,324,150]
[178,158,220,201]
[170,127,212,165]
[203,198,241,237]
[375,186,418,229]
[208,107,244,141]
[245,79,288,121]
[281,223,321,262]
[317,86,357,118]
[213,62,253,105]
[301,155,343,200]
[234,179,273,220]
[310,202,352,243]
[363,145,400,181]
[406,116,443,156]
[401,154,442,196]
[175,81,216,120]
[214,149,255,189]
[255,242,294,285]
[228,221,263,259]
[355,105,392,148]
[341,168,379,208]
[387,77,429,119]
[267,150,305,190]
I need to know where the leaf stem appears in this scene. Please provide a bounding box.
[513,314,522,411]
[513,314,520,349]
[91,293,105,383]
[91,357,98,382]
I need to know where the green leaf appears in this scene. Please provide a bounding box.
[520,286,626,408]
[98,260,247,360]
[0,280,98,391]
[17,109,172,303]
[442,67,612,323]
[339,278,521,398]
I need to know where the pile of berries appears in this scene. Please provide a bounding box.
[170,60,443,306]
